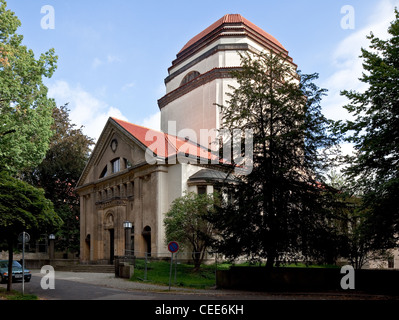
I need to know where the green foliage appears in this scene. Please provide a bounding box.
[0,171,62,241]
[210,51,339,267]
[0,0,58,173]
[131,259,217,289]
[337,9,399,248]
[164,192,219,270]
[23,105,94,254]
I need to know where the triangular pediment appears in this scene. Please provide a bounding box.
[76,118,150,188]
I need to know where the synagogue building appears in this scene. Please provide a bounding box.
[75,14,296,264]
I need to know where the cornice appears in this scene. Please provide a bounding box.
[158,67,241,110]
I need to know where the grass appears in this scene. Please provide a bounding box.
[129,259,339,289]
[130,259,217,289]
[0,287,38,300]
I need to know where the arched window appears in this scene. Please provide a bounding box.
[100,165,108,179]
[180,71,200,86]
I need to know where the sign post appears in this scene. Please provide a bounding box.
[18,232,30,295]
[167,241,179,290]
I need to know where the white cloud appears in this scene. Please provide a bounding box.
[48,80,128,141]
[107,55,122,63]
[140,111,161,131]
[91,55,122,70]
[321,0,399,122]
[121,82,135,91]
[92,57,103,69]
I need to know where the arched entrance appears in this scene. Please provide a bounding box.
[142,226,151,256]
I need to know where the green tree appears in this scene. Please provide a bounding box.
[0,171,62,291]
[210,51,339,268]
[337,9,399,250]
[164,192,219,271]
[23,105,94,256]
[0,0,57,173]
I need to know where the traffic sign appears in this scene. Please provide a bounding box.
[168,241,179,253]
[18,232,30,243]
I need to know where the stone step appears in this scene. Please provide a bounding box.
[55,264,115,273]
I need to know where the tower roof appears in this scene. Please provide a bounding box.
[178,14,287,55]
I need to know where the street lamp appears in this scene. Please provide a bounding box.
[48,234,55,260]
[123,221,132,256]
[123,221,132,229]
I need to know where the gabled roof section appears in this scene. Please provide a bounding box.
[178,14,287,55]
[111,117,219,162]
[76,117,224,189]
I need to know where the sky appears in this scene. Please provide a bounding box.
[5,0,399,145]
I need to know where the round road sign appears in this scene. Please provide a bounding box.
[168,241,179,253]
[18,232,30,243]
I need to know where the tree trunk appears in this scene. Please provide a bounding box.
[265,252,275,269]
[7,238,13,292]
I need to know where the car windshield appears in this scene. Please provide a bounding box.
[0,261,22,268]
[12,261,22,268]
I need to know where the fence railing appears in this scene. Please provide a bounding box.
[116,250,221,288]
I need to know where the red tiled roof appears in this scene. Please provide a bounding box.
[179,14,286,54]
[111,117,220,162]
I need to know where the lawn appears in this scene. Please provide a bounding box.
[130,259,218,289]
[129,259,339,289]
[0,287,37,300]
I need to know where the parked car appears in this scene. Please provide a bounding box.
[0,260,31,283]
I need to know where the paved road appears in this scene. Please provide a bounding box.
[2,269,398,301]
[2,270,398,319]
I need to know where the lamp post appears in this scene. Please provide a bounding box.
[123,221,132,256]
[49,234,55,260]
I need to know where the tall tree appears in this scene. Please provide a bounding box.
[0,171,62,291]
[23,105,94,255]
[164,192,219,271]
[0,0,57,173]
[210,51,338,268]
[337,9,399,250]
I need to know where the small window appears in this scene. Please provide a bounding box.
[124,158,133,169]
[197,186,207,195]
[112,158,120,173]
[180,71,200,86]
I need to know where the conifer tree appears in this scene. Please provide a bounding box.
[210,51,338,267]
[338,9,399,249]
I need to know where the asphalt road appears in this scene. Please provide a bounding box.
[2,269,399,301]
[2,270,398,319]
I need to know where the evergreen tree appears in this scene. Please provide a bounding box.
[338,9,399,250]
[210,51,338,267]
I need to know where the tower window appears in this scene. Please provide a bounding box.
[180,71,200,86]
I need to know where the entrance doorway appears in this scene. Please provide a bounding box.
[142,226,151,257]
[109,229,114,264]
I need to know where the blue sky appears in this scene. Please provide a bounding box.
[5,0,399,143]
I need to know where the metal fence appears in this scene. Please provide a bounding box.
[117,250,220,288]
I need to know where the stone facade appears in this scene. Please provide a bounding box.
[76,14,296,264]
